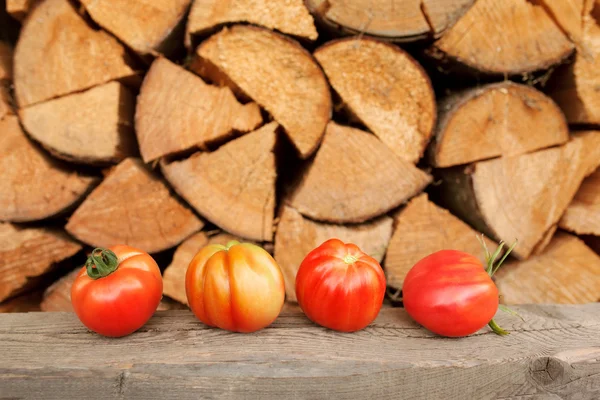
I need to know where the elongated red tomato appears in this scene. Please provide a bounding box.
[71,245,163,337]
[186,240,285,333]
[403,246,510,337]
[295,238,386,332]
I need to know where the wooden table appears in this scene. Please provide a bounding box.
[1,304,599,399]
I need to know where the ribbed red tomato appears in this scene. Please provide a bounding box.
[295,238,386,332]
[71,246,163,337]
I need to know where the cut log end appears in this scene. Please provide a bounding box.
[6,0,36,22]
[431,82,569,168]
[0,115,99,222]
[496,233,600,304]
[0,41,12,82]
[0,223,81,302]
[186,0,318,43]
[66,158,204,254]
[314,38,436,164]
[274,205,393,302]
[0,291,42,313]
[135,57,262,163]
[162,122,278,242]
[20,81,137,165]
[429,0,574,75]
[560,168,600,236]
[305,0,474,42]
[385,193,496,289]
[288,122,431,223]
[193,25,331,159]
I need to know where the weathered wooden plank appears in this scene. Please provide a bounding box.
[1,305,599,399]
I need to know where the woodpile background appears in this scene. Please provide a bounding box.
[1,0,599,313]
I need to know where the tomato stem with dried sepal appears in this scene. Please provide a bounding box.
[85,248,119,280]
[477,236,518,336]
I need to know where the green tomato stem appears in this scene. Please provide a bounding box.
[488,318,509,336]
[85,248,120,280]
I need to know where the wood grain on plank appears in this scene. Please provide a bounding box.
[1,305,599,399]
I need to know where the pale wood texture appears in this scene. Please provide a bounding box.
[314,38,436,163]
[162,123,277,242]
[429,0,574,75]
[546,0,600,124]
[0,291,41,313]
[305,0,474,41]
[163,232,247,305]
[193,25,331,158]
[274,205,392,302]
[288,122,431,223]
[136,58,262,163]
[560,168,600,235]
[5,0,35,21]
[496,233,600,304]
[0,42,12,82]
[0,223,81,302]
[66,158,203,253]
[431,82,569,168]
[438,131,600,259]
[79,0,190,55]
[19,82,137,165]
[2,305,600,399]
[14,0,137,107]
[0,115,98,222]
[385,193,496,289]
[187,0,317,42]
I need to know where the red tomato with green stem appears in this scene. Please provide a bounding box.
[71,245,163,337]
[295,238,386,332]
[402,240,517,337]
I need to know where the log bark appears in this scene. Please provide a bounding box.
[305,0,474,42]
[79,0,190,56]
[0,115,98,222]
[2,305,600,399]
[0,291,41,313]
[287,122,431,223]
[66,158,203,253]
[437,131,600,259]
[192,25,331,158]
[385,193,496,290]
[19,81,137,165]
[136,57,262,163]
[161,123,277,242]
[0,223,81,302]
[163,231,247,305]
[314,38,436,163]
[274,205,393,302]
[5,0,36,21]
[427,0,574,76]
[13,0,138,107]
[496,233,600,304]
[546,0,600,125]
[186,0,317,45]
[560,168,600,235]
[430,82,569,168]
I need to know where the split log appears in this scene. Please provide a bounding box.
[287,122,431,223]
[79,0,190,56]
[0,115,98,222]
[274,205,393,302]
[13,0,137,107]
[385,193,496,290]
[495,233,600,304]
[560,168,600,235]
[0,291,41,313]
[186,0,317,45]
[5,0,36,21]
[192,25,331,158]
[314,38,436,163]
[162,122,277,242]
[0,85,11,120]
[19,81,137,165]
[305,0,474,42]
[0,41,11,82]
[163,232,246,305]
[136,57,262,163]
[66,158,203,253]
[430,82,569,168]
[0,223,81,302]
[546,0,600,125]
[427,0,574,76]
[437,131,600,259]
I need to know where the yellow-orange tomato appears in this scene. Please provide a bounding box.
[185,240,285,332]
